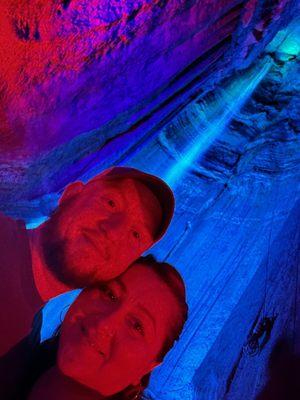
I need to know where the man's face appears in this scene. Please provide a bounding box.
[42,177,162,285]
[58,263,180,396]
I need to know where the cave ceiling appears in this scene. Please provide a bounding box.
[0,3,299,399]
[0,0,298,221]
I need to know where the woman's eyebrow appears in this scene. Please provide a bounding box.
[136,303,156,332]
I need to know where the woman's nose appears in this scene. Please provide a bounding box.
[95,306,122,333]
[92,307,124,355]
[97,322,114,342]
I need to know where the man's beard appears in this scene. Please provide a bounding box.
[41,222,99,287]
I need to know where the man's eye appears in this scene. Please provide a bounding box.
[132,319,144,336]
[132,231,140,239]
[107,199,116,208]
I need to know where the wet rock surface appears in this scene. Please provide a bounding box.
[113,40,299,399]
[0,1,296,163]
[0,3,299,399]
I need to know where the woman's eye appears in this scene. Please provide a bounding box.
[106,290,118,302]
[99,285,118,302]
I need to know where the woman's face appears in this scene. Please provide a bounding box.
[58,263,180,396]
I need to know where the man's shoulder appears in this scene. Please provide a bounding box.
[0,211,28,266]
[0,211,25,235]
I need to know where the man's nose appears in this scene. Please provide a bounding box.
[99,212,128,238]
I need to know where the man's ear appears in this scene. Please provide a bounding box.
[59,181,84,206]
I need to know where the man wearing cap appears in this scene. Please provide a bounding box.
[0,167,174,356]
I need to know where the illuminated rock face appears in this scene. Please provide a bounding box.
[0,0,296,160]
[0,3,299,399]
[115,47,300,399]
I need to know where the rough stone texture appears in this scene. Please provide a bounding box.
[105,31,298,399]
[0,1,297,165]
[0,1,299,222]
[0,3,299,399]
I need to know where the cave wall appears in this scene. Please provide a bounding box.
[0,2,299,399]
[39,22,300,399]
[118,36,300,398]
[0,0,298,214]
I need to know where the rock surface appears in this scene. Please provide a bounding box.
[111,28,299,399]
[0,1,297,164]
[0,3,299,400]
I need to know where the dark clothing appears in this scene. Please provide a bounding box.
[0,309,43,398]
[0,336,40,399]
[0,214,100,399]
[0,212,43,398]
[0,309,102,400]
[1,312,144,399]
[0,212,42,356]
[12,335,103,400]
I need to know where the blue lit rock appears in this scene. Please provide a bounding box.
[0,6,299,400]
[116,36,299,399]
[0,0,298,209]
